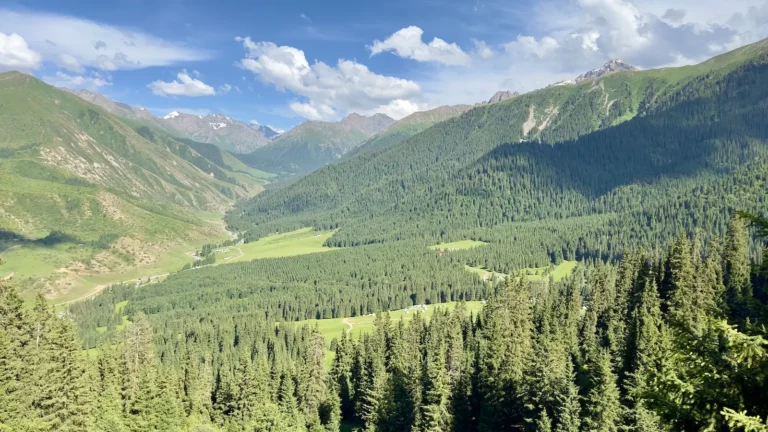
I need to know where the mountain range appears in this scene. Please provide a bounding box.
[66,89,272,154]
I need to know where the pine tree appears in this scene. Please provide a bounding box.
[554,367,580,432]
[299,332,327,426]
[535,409,552,432]
[724,216,753,316]
[665,234,698,331]
[477,276,533,430]
[420,336,451,432]
[583,349,622,432]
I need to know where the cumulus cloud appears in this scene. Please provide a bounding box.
[45,71,111,89]
[289,101,336,121]
[218,83,232,94]
[472,39,494,59]
[0,9,208,71]
[500,0,762,73]
[236,36,423,120]
[504,36,561,59]
[369,26,471,66]
[56,53,83,73]
[148,70,216,97]
[0,32,42,70]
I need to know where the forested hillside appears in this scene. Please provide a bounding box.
[2,215,766,431]
[226,39,768,269]
[240,113,394,174]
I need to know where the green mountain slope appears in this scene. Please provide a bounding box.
[226,39,768,266]
[0,72,271,297]
[344,104,473,159]
[241,112,394,173]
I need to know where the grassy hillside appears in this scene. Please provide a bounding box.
[0,72,274,299]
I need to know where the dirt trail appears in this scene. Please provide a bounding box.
[57,272,170,306]
[342,317,354,332]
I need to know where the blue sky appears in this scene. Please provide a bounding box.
[1,0,767,130]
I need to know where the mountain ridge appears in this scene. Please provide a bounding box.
[65,89,271,154]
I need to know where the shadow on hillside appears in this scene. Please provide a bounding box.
[470,61,768,201]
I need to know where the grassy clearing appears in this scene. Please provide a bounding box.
[293,301,485,368]
[222,228,336,264]
[428,240,488,251]
[464,260,578,283]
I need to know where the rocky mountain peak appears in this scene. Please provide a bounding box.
[576,59,638,82]
[487,90,521,104]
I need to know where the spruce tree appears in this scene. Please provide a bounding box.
[583,349,622,432]
[724,216,753,316]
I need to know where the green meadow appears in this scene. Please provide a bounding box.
[293,301,485,367]
[428,239,488,250]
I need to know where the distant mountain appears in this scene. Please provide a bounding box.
[486,90,520,104]
[65,90,271,154]
[552,59,639,87]
[63,89,171,132]
[250,123,284,140]
[242,113,394,173]
[345,105,474,158]
[160,112,270,154]
[345,89,524,159]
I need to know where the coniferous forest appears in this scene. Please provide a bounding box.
[1,215,767,431]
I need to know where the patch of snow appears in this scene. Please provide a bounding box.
[210,122,227,130]
[552,79,576,87]
[163,111,180,119]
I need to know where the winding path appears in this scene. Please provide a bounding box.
[342,317,354,333]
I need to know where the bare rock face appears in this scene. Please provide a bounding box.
[161,112,270,154]
[575,59,638,82]
[487,90,521,104]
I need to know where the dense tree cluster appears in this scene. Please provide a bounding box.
[71,242,487,349]
[330,217,768,431]
[3,216,766,431]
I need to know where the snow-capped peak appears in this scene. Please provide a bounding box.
[576,59,638,82]
[163,111,180,120]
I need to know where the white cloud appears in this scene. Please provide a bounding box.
[0,9,208,71]
[236,37,422,120]
[369,26,471,66]
[472,39,494,59]
[56,53,83,73]
[504,36,560,59]
[148,70,216,97]
[0,32,42,70]
[218,83,232,94]
[418,0,768,110]
[45,71,111,89]
[249,120,260,125]
[360,99,424,120]
[289,101,336,121]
